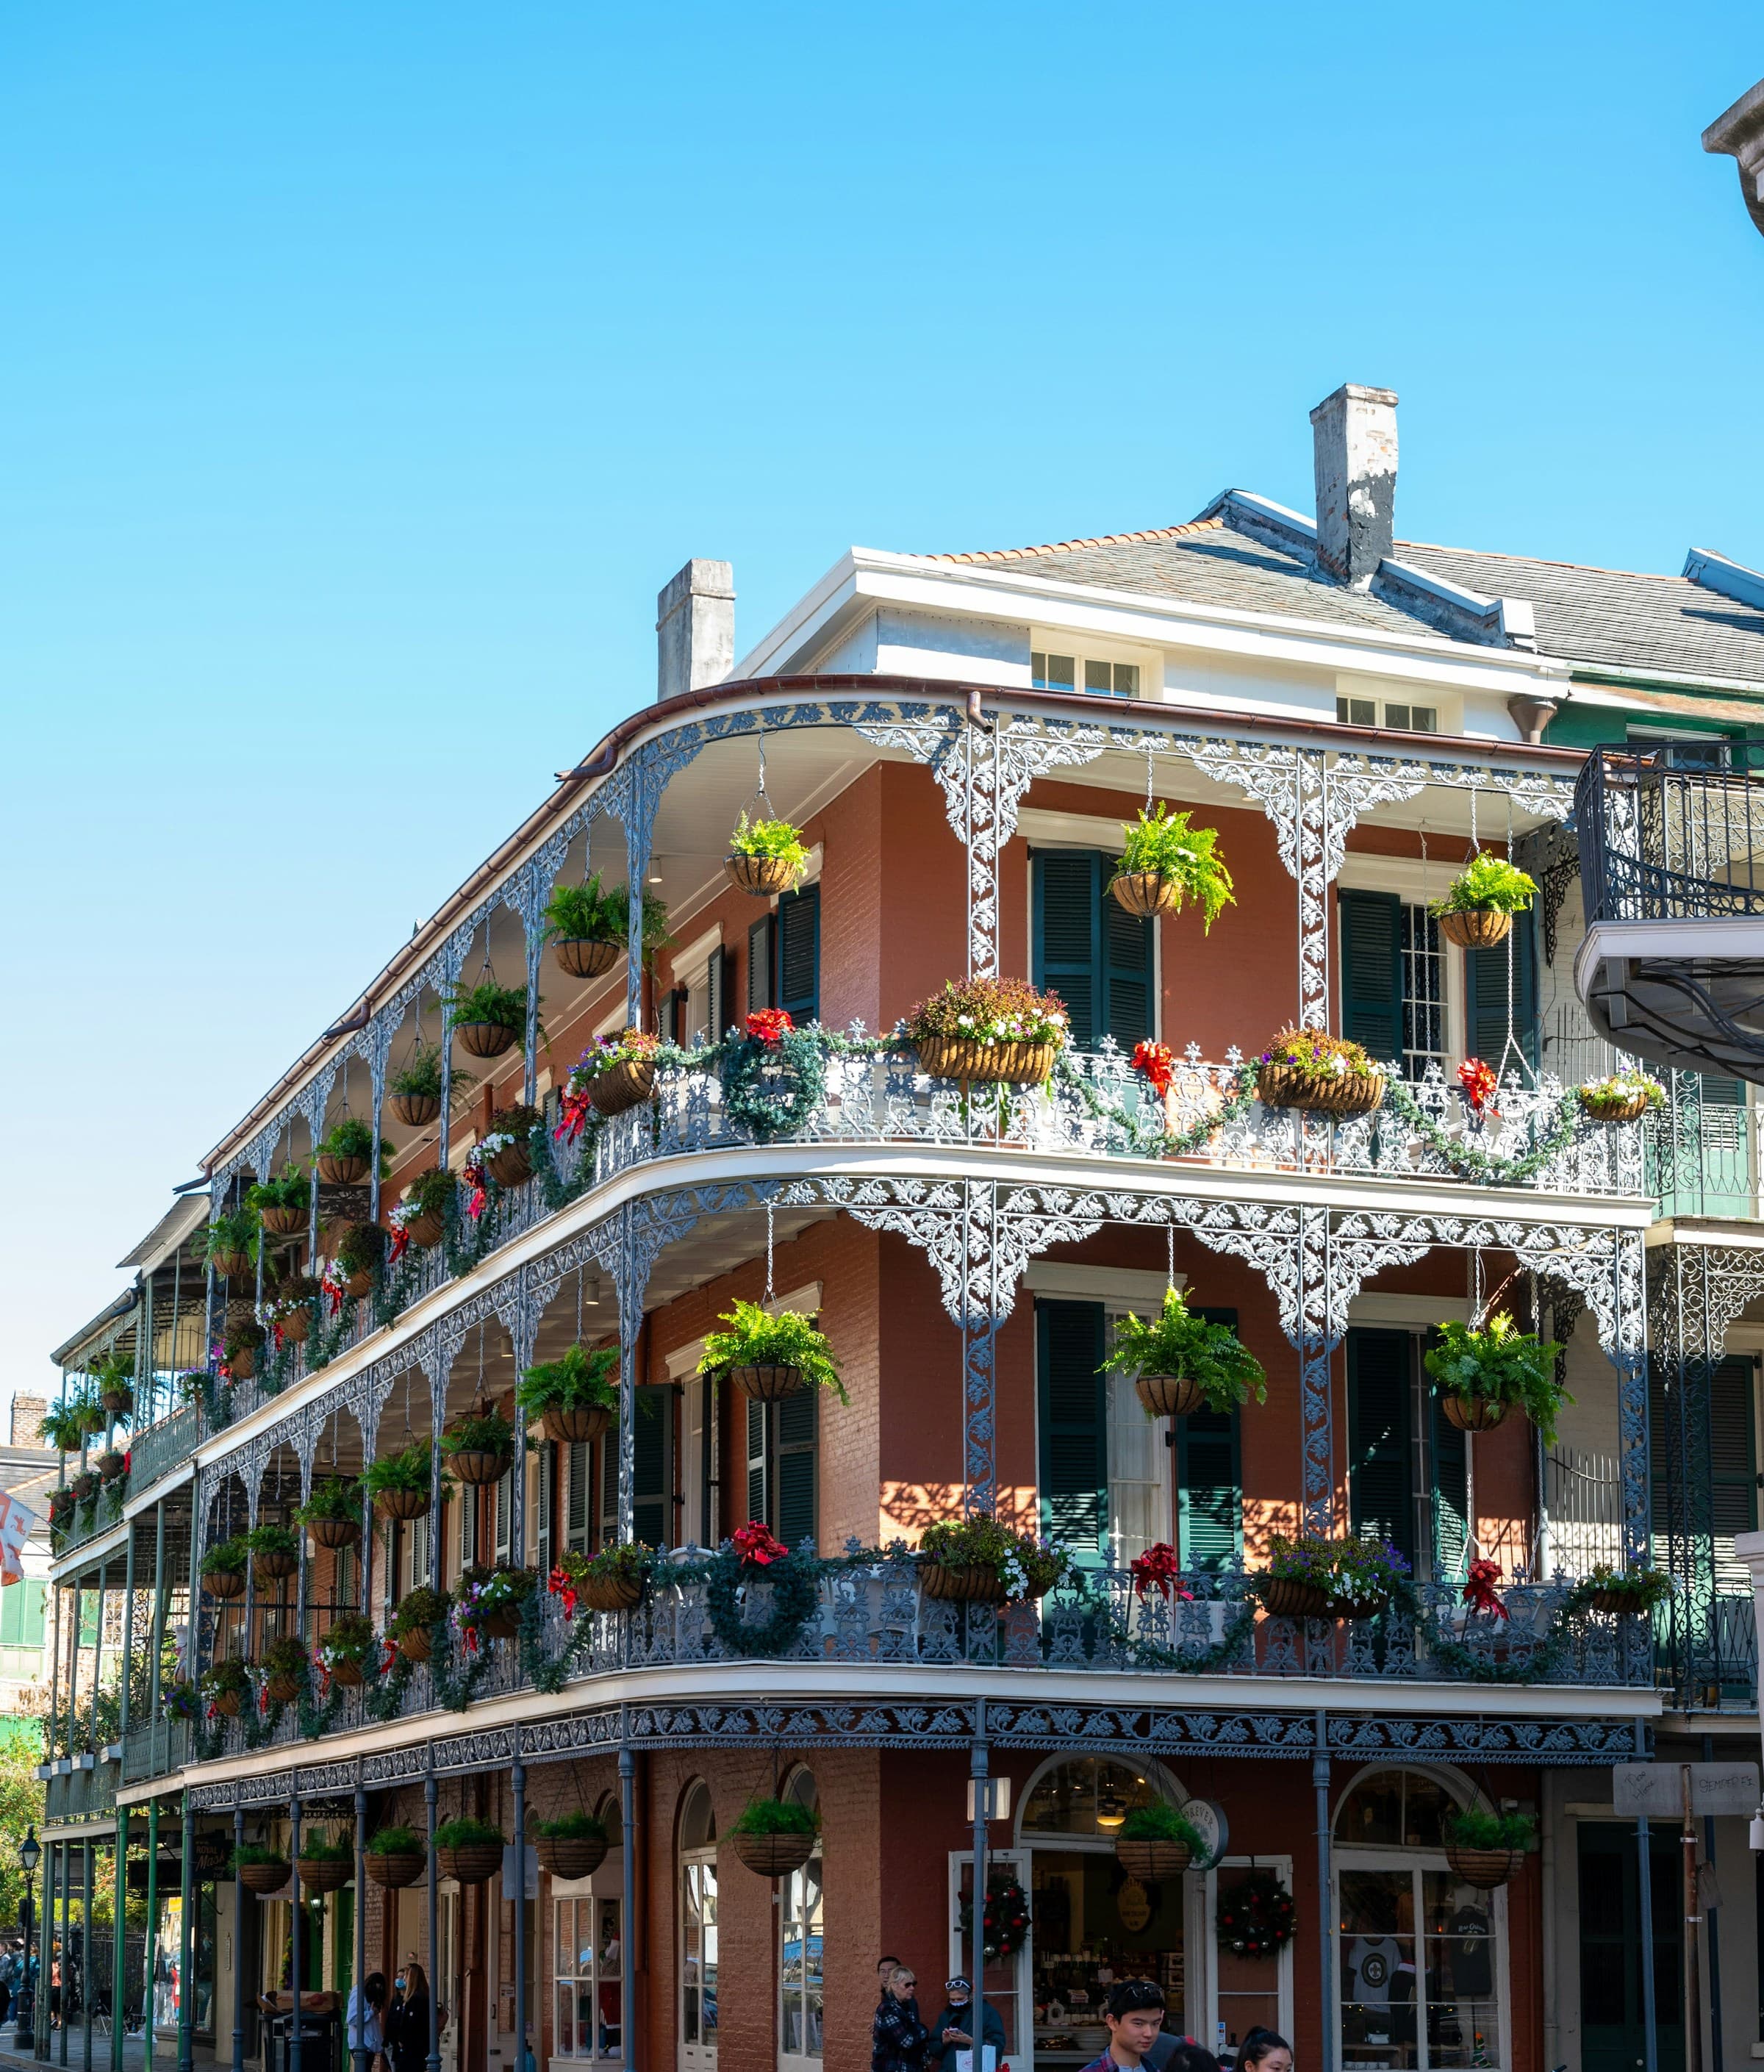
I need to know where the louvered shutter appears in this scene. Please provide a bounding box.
[1700,1072,1745,1108]
[565,1441,590,1555]
[1034,852,1100,1052]
[1710,1356,1759,1538]
[495,1469,512,1562]
[777,887,820,1022]
[746,1398,767,1526]
[1464,908,1539,1069]
[633,1385,672,1547]
[1036,1300,1108,1567]
[706,946,734,1041]
[748,917,775,1013]
[1337,889,1403,1064]
[1649,1360,1671,1542]
[775,1389,818,1549]
[1430,1368,1469,1583]
[1102,888,1154,1050]
[535,1440,554,1574]
[1348,1328,1414,1568]
[599,1429,619,1546]
[1177,1410,1240,1571]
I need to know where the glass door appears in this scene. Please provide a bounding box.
[1335,1857,1506,2072]
[946,1849,1031,2072]
[779,1851,823,2072]
[680,1854,717,2072]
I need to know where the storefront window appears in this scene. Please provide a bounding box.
[779,1769,822,2072]
[680,1783,718,2072]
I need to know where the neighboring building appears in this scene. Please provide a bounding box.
[39,384,1764,2072]
[1706,79,1764,240]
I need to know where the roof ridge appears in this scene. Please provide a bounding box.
[1395,537,1688,584]
[927,517,1222,564]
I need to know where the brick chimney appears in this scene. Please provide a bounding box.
[1311,383,1398,588]
[10,1397,46,1449]
[656,559,735,704]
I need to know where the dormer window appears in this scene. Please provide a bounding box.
[1033,649,1141,698]
[1337,695,1438,733]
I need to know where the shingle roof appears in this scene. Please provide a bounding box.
[1393,541,1764,687]
[928,516,1444,640]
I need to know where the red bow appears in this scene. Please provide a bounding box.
[206,1702,218,1721]
[315,1658,331,1697]
[462,1625,479,1655]
[1129,1542,1193,1602]
[1132,1041,1176,1100]
[272,1322,286,1351]
[387,1225,409,1267]
[734,1520,789,1566]
[548,1566,578,1620]
[463,1158,487,1221]
[1458,1058,1500,1116]
[745,1009,795,1047]
[555,1090,592,1144]
[1463,1557,1508,1621]
[380,1641,399,1674]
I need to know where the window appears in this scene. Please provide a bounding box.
[1347,1330,1466,1584]
[1033,650,1140,699]
[679,1785,719,2072]
[778,1770,823,2072]
[745,1391,817,1549]
[553,1799,622,2062]
[1337,696,1438,733]
[633,1385,673,1549]
[1400,906,1446,1078]
[1036,1300,1176,1572]
[748,886,820,1025]
[0,1582,45,1649]
[1033,850,1154,1053]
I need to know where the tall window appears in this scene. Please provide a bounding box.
[553,1801,621,2064]
[1399,906,1446,1078]
[778,1769,823,2072]
[679,1784,719,2072]
[1036,1300,1175,1572]
[1032,851,1154,1054]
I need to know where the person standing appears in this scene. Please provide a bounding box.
[347,1972,387,2072]
[1080,1979,1169,2072]
[384,1961,432,2072]
[925,1977,1005,2071]
[872,1967,929,2072]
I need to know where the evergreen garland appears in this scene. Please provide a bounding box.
[703,1549,822,1657]
[1383,1079,1588,1186]
[719,1029,829,1140]
[1216,1872,1296,1956]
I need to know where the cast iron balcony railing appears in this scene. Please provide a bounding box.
[44,1755,119,1827]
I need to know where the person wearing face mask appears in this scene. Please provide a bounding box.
[925,1977,1005,2071]
[385,1961,433,2072]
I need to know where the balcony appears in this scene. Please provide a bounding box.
[45,1754,119,1827]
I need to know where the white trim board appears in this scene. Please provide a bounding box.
[1024,1264,1183,1305]
[1346,1294,1471,1327]
[1018,808,1132,853]
[663,1281,824,1380]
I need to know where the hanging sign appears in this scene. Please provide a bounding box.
[1179,1798,1230,1871]
[1611,1763,1759,1818]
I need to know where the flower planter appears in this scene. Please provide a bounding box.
[238,1862,290,1896]
[919,1562,1009,1605]
[344,1267,373,1299]
[259,1206,307,1238]
[265,1673,303,1703]
[476,1608,523,1641]
[298,1857,351,1894]
[1443,1842,1524,1890]
[254,1551,300,1582]
[542,1405,610,1444]
[318,1153,370,1186]
[204,1571,246,1602]
[727,1363,805,1403]
[451,1448,513,1487]
[554,938,620,979]
[403,1208,447,1249]
[457,1022,519,1059]
[229,1346,257,1380]
[309,1518,361,1551]
[1439,1394,1510,1434]
[365,1851,427,1890]
[1437,909,1513,950]
[587,1059,656,1116]
[391,1092,442,1127]
[534,1832,609,1879]
[279,1307,313,1345]
[1133,1373,1207,1419]
[725,853,799,898]
[376,1488,431,1522]
[487,1141,534,1188]
[917,1036,1057,1086]
[1110,871,1181,919]
[1333,1596,1388,1623]
[1257,1576,1330,1620]
[1580,1091,1650,1125]
[325,1657,365,1688]
[581,1574,645,1614]
[1256,1064,1385,1117]
[436,1843,503,1885]
[212,1689,244,1717]
[397,1627,433,1663]
[211,1250,252,1281]
[728,1829,816,1876]
[1114,1835,1191,1880]
[100,1387,134,1416]
[1589,1587,1648,1617]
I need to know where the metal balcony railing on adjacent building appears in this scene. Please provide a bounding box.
[45,1756,119,1828]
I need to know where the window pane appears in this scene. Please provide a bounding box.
[1337,696,1350,723]
[1412,706,1437,733]
[1039,653,1075,691]
[1348,698,1377,727]
[1112,662,1140,697]
[1422,1871,1500,2069]
[1400,906,1445,1077]
[1386,704,1412,731]
[1084,659,1114,695]
[1340,1871,1417,2068]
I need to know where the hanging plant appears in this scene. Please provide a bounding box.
[297,1830,353,1893]
[1114,1800,1203,1880]
[441,1406,516,1485]
[519,1342,619,1444]
[544,875,623,979]
[433,1816,507,1884]
[96,1449,128,1484]
[957,1874,1032,1962]
[551,1543,651,1616]
[201,1656,251,1718]
[316,1117,387,1187]
[202,1209,259,1283]
[69,1468,100,1507]
[905,977,1068,1085]
[40,1399,93,1455]
[201,1538,250,1599]
[389,1585,451,1662]
[531,1810,609,1879]
[390,1168,455,1251]
[482,1103,542,1188]
[1256,1534,1408,1621]
[700,1300,847,1405]
[333,1219,385,1297]
[261,1635,310,1702]
[248,1164,312,1238]
[316,1612,376,1687]
[1423,1313,1570,1442]
[725,1797,819,1876]
[364,1825,428,1888]
[1582,1563,1673,1617]
[388,1044,449,1127]
[1099,1287,1266,1419]
[1111,804,1236,924]
[453,1562,537,1643]
[262,1279,319,1349]
[1579,1072,1666,1125]
[365,1441,445,1521]
[567,1030,662,1117]
[918,1516,1069,1605]
[1429,853,1538,949]
[1216,1871,1297,1957]
[297,1479,364,1549]
[1441,1806,1536,1890]
[446,979,530,1059]
[248,1522,301,1583]
[93,1351,136,1420]
[725,811,811,897]
[1256,1026,1385,1116]
[232,1842,291,1894]
[223,1314,266,1380]
[163,1680,201,1724]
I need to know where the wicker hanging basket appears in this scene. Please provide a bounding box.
[260,1207,306,1238]
[344,1267,373,1299]
[390,1092,442,1127]
[1257,1575,1331,1619]
[1588,1586,1647,1616]
[403,1208,447,1249]
[212,1689,244,1717]
[1134,1373,1207,1419]
[239,1861,291,1896]
[534,1832,609,1879]
[229,1345,257,1380]
[1114,1835,1191,1880]
[487,1142,534,1188]
[450,1448,513,1487]
[279,1308,313,1346]
[1580,1091,1651,1125]
[728,1828,817,1876]
[326,1657,365,1688]
[554,939,620,980]
[317,1153,370,1186]
[476,1607,523,1641]
[309,1518,360,1551]
[917,1036,1057,1086]
[1333,1595,1389,1623]
[541,1405,610,1444]
[211,1250,252,1282]
[1437,909,1513,950]
[727,1363,805,1403]
[919,1563,1009,1605]
[376,1487,432,1522]
[1255,1063,1385,1117]
[1110,871,1181,919]
[265,1673,303,1703]
[204,1569,247,1601]
[1443,1842,1524,1890]
[397,1627,433,1663]
[457,1022,519,1059]
[587,1060,656,1116]
[725,853,799,898]
[365,1851,427,1890]
[1439,1394,1510,1434]
[580,1574,645,1614]
[436,1843,504,1885]
[253,1549,300,1582]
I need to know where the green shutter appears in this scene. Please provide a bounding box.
[775,1388,818,1548]
[1710,1356,1758,1538]
[1348,1328,1414,1568]
[1337,889,1403,1064]
[1102,883,1155,1050]
[1036,1300,1108,1566]
[1430,1374,1469,1582]
[1464,908,1539,1069]
[747,916,775,1013]
[746,1397,768,1527]
[1177,1410,1241,1571]
[1034,851,1100,1050]
[633,1385,672,1547]
[778,886,820,1022]
[1700,1073,1744,1108]
[536,1438,554,1575]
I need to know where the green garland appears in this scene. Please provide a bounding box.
[703,1549,822,1657]
[361,1643,416,1724]
[429,1623,496,1712]
[718,1030,829,1140]
[1383,1079,1587,1186]
[1053,1054,1261,1158]
[1072,1579,1261,1674]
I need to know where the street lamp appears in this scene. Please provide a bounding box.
[18,1826,40,2052]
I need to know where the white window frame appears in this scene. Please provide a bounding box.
[1029,633,1155,701]
[679,1791,719,2072]
[551,1849,623,2072]
[1202,1855,1294,2057]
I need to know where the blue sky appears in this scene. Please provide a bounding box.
[4,3,1762,1403]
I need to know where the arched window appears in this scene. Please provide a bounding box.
[779,1769,822,2072]
[679,1784,718,2072]
[1333,1768,1506,2072]
[1019,1756,1163,1837]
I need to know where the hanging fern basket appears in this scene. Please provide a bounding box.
[316,1152,370,1186]
[1437,909,1513,950]
[203,1569,246,1602]
[1439,1394,1510,1434]
[534,1832,609,1879]
[436,1843,503,1885]
[1443,1842,1524,1890]
[390,1093,442,1127]
[1134,1373,1207,1419]
[728,1827,816,1876]
[1110,871,1181,918]
[1114,1835,1191,1879]
[450,1448,513,1487]
[309,1518,360,1551]
[260,1207,306,1238]
[456,1022,519,1059]
[541,1405,610,1444]
[239,1861,291,1896]
[211,1250,252,1282]
[554,938,620,980]
[365,1850,427,1890]
[727,1363,805,1403]
[725,853,798,898]
[375,1488,431,1522]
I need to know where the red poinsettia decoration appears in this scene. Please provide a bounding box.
[548,1564,579,1619]
[1129,1541,1194,1602]
[745,1008,795,1047]
[1458,1057,1500,1117]
[1462,1557,1508,1621]
[1132,1040,1176,1100]
[554,1087,593,1145]
[462,1153,488,1222]
[733,1520,789,1567]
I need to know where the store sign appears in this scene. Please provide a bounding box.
[1179,1798,1230,1871]
[1116,1876,1152,1932]
[1611,1762,1760,1818]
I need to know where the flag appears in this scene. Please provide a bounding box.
[0,1491,37,1587]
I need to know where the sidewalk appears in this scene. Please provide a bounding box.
[0,2030,219,2072]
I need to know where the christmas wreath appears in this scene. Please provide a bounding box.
[1215,1871,1296,1958]
[720,1017,828,1141]
[704,1541,822,1660]
[958,1874,1032,1962]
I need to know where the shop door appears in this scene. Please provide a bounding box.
[438,1889,459,2072]
[1577,1823,1683,2072]
[1335,1854,1508,2072]
[680,1851,718,2072]
[946,1851,1031,2072]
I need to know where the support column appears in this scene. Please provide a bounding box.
[423,1768,440,2072]
[143,1799,158,2072]
[79,1842,91,2072]
[58,1838,69,2068]
[176,1801,193,2072]
[37,1841,55,2063]
[1313,1718,1334,2072]
[512,1762,528,2072]
[618,1738,635,2072]
[351,1785,367,2072]
[968,1705,989,1990]
[110,1815,126,2072]
[232,1805,246,2072]
[290,1792,304,2072]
